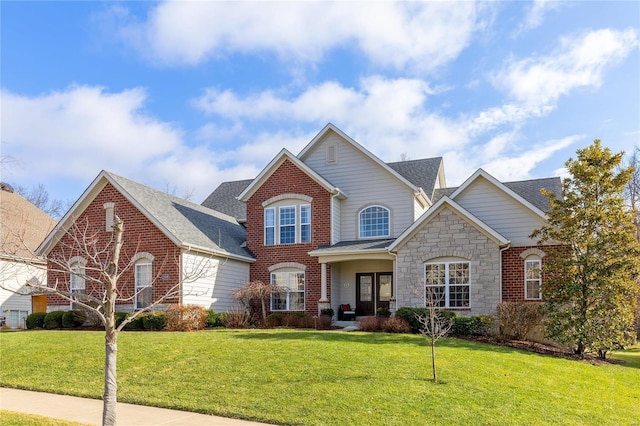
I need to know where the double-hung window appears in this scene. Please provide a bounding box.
[264,203,311,246]
[264,208,275,245]
[425,261,470,308]
[524,258,542,300]
[69,258,86,309]
[279,206,296,244]
[271,271,305,311]
[135,260,153,309]
[359,206,390,238]
[300,205,311,243]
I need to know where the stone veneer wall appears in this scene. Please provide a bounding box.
[395,207,501,315]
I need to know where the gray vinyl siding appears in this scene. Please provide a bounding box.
[331,197,341,245]
[181,252,250,312]
[453,178,546,245]
[303,133,416,241]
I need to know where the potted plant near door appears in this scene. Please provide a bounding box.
[320,308,334,319]
[376,306,391,318]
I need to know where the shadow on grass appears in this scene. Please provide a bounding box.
[231,329,424,346]
[610,347,640,369]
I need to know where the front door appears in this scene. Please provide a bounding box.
[356,273,374,316]
[356,273,393,316]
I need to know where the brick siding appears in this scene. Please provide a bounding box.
[501,244,566,302]
[47,182,181,308]
[245,159,332,316]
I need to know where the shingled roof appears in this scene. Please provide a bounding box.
[39,171,253,262]
[387,157,443,199]
[0,184,57,260]
[433,176,562,212]
[201,179,252,222]
[201,157,444,221]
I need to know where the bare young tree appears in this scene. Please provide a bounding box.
[232,280,280,325]
[623,146,640,242]
[1,215,215,425]
[14,183,69,220]
[416,288,453,384]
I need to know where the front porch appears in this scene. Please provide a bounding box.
[309,239,396,318]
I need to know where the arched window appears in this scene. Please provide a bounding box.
[359,206,390,238]
[524,257,542,300]
[134,253,154,309]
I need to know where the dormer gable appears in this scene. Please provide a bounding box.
[237,148,347,202]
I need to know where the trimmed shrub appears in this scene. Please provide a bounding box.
[394,307,493,336]
[115,312,128,328]
[165,304,208,331]
[359,317,382,332]
[142,311,166,331]
[395,307,434,333]
[26,312,47,329]
[282,312,306,328]
[496,301,544,340]
[44,311,65,329]
[381,317,411,333]
[123,314,144,330]
[205,310,223,328]
[62,310,87,328]
[220,307,252,329]
[266,312,285,327]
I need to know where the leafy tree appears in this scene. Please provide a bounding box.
[532,140,640,358]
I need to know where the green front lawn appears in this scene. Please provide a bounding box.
[1,329,638,425]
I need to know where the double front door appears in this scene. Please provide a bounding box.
[356,272,393,316]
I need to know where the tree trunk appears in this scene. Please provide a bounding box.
[431,336,437,383]
[103,328,118,426]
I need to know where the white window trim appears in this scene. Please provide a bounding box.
[69,257,87,309]
[264,207,275,246]
[300,204,311,243]
[358,205,391,239]
[264,203,312,246]
[524,258,542,300]
[135,258,153,310]
[279,205,297,245]
[270,270,305,312]
[424,261,471,308]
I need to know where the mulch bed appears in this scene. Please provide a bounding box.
[458,335,624,366]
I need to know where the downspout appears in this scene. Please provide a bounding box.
[499,242,512,305]
[390,250,398,314]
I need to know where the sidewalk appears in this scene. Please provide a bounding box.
[0,387,274,425]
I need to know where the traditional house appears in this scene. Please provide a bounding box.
[203,123,561,317]
[37,171,253,313]
[0,183,57,328]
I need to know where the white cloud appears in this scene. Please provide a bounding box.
[516,0,562,35]
[1,86,233,202]
[495,28,638,107]
[109,1,482,72]
[192,75,576,185]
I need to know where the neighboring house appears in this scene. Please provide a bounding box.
[202,123,561,317]
[0,183,57,328]
[37,171,253,313]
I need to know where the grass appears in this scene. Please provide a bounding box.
[1,329,639,425]
[0,410,88,426]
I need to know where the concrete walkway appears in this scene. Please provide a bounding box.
[0,388,274,425]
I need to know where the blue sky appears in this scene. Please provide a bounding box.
[1,1,639,205]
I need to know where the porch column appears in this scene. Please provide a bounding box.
[319,262,329,303]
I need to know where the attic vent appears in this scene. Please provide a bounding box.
[104,202,115,232]
[326,143,337,164]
